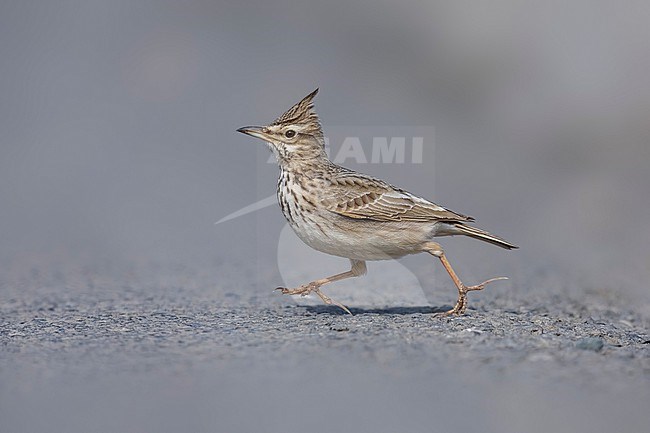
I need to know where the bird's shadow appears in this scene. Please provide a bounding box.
[304,305,452,316]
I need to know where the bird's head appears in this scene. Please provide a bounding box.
[237,88,326,162]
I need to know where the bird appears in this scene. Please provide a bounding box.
[237,89,517,316]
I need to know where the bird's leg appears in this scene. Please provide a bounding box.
[276,259,367,315]
[437,254,507,315]
[424,242,507,315]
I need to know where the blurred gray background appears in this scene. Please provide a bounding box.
[1,1,649,433]
[2,0,649,291]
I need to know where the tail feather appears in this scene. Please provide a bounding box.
[453,223,518,250]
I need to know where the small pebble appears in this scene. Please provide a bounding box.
[575,337,604,352]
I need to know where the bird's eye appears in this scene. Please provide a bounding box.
[284,129,296,138]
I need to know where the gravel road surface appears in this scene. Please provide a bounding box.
[1,262,648,433]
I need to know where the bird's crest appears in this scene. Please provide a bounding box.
[271,88,323,139]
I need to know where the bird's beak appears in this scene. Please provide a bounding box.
[236,126,272,142]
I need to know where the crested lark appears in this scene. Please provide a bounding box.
[237,89,517,316]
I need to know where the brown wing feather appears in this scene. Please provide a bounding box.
[323,173,473,223]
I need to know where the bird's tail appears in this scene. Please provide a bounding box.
[452,223,518,250]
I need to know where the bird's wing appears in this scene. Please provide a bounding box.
[322,172,474,223]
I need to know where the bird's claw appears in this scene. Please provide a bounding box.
[463,276,508,292]
[435,276,509,317]
[275,283,352,315]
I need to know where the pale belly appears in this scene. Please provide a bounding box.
[287,216,436,261]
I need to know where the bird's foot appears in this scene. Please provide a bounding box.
[275,282,352,315]
[462,276,508,295]
[313,289,352,315]
[275,282,320,297]
[437,294,469,316]
[436,276,508,316]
